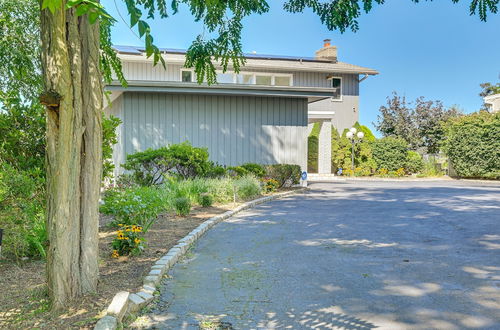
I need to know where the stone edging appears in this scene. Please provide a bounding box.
[94,188,306,330]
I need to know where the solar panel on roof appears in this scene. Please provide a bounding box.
[112,45,142,55]
[112,45,331,62]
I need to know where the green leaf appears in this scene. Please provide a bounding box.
[138,20,150,38]
[88,11,99,24]
[75,3,89,16]
[41,0,63,13]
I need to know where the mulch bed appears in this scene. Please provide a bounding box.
[0,203,238,329]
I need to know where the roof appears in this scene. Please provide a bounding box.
[106,80,333,103]
[113,45,379,75]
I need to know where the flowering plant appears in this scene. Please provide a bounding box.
[262,178,279,193]
[111,224,145,257]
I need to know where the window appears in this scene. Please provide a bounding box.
[255,75,272,85]
[331,77,342,100]
[216,72,234,84]
[274,76,292,87]
[181,70,193,82]
[236,74,254,84]
[180,69,292,86]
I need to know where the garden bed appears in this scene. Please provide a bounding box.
[0,203,240,329]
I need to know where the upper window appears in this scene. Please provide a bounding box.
[274,76,292,87]
[331,77,342,100]
[255,75,272,86]
[216,72,234,84]
[236,74,254,84]
[180,69,292,86]
[181,70,193,82]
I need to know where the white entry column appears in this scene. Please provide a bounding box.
[318,121,332,174]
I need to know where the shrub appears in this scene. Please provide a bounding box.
[121,142,212,185]
[240,163,266,178]
[308,122,321,173]
[371,137,410,171]
[173,197,191,216]
[265,164,301,188]
[205,163,227,178]
[234,175,262,200]
[377,168,389,176]
[395,168,406,177]
[122,147,175,186]
[406,151,424,174]
[100,186,165,231]
[354,167,371,177]
[262,178,279,193]
[0,164,46,260]
[353,122,376,142]
[198,193,214,207]
[168,142,212,179]
[331,127,342,173]
[203,178,235,203]
[227,166,248,177]
[111,224,145,257]
[442,112,500,179]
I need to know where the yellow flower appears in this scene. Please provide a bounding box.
[118,224,123,227]
[134,238,141,245]
[112,250,119,258]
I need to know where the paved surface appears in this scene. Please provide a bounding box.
[138,181,500,329]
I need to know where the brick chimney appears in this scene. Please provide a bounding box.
[315,39,337,62]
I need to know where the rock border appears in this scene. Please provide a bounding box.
[94,188,306,330]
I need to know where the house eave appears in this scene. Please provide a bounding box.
[106,80,333,103]
[116,53,379,75]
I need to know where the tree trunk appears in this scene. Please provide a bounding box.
[40,1,103,310]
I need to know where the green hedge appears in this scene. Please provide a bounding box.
[442,111,500,179]
[371,137,409,171]
[307,122,321,173]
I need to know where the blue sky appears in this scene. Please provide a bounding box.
[103,0,500,134]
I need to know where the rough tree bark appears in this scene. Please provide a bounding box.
[40,1,103,310]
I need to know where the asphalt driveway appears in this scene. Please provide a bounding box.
[137,180,500,329]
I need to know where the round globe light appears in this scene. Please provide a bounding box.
[346,131,354,139]
[357,131,365,139]
[349,127,357,134]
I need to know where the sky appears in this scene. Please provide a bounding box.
[102,0,500,134]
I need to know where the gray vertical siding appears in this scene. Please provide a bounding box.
[112,92,308,173]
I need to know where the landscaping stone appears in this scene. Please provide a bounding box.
[128,294,146,313]
[148,269,162,277]
[143,275,160,287]
[94,315,118,330]
[106,291,129,321]
[136,290,154,304]
[142,285,156,295]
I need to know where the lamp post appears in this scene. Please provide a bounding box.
[346,127,364,171]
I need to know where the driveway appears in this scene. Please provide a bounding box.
[137,181,500,329]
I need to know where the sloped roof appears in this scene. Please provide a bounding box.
[113,45,378,75]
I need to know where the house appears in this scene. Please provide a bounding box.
[104,40,378,177]
[484,94,500,113]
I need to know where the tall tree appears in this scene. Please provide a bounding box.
[375,93,461,153]
[36,0,497,310]
[375,92,418,148]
